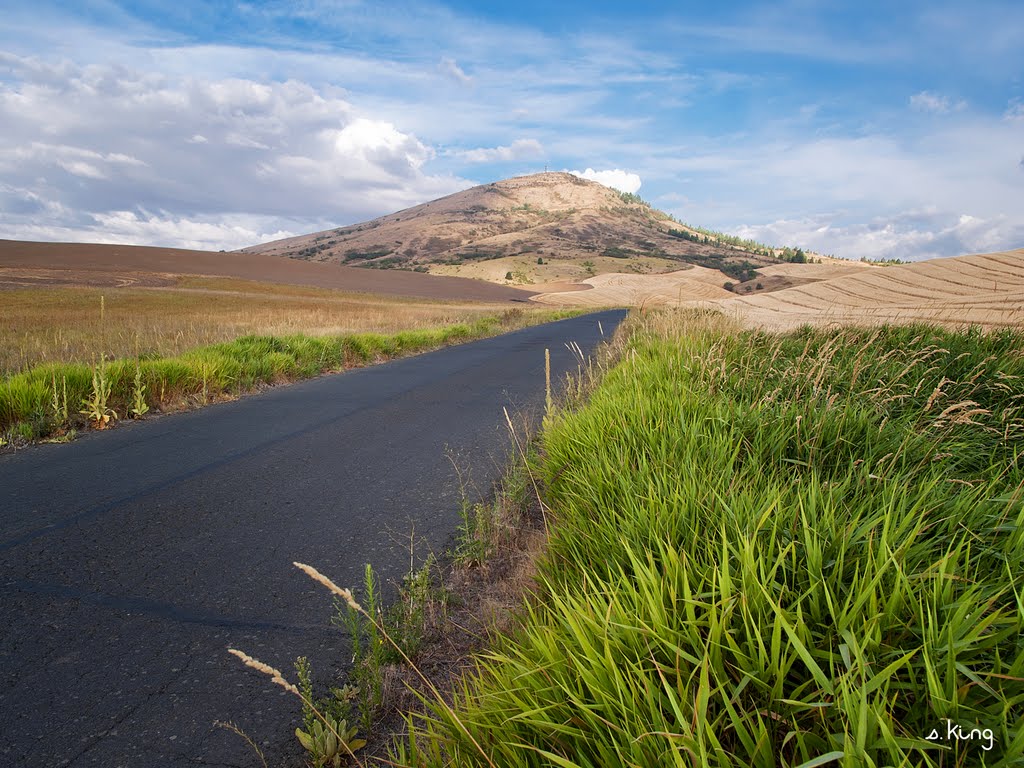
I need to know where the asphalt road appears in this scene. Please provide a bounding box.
[0,309,626,767]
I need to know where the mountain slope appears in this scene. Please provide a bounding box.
[240,172,779,283]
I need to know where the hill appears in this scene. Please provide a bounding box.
[240,172,785,285]
[723,247,1024,330]
[535,247,1024,330]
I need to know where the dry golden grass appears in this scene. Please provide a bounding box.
[754,261,871,279]
[428,252,685,287]
[0,277,520,375]
[723,248,1024,330]
[531,266,734,308]
[529,249,1024,331]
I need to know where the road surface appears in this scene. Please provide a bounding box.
[0,309,626,767]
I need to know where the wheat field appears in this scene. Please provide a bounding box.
[0,277,517,376]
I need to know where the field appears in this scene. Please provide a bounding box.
[398,310,1024,766]
[725,249,1024,330]
[0,238,532,302]
[0,274,573,443]
[533,249,1024,331]
[532,266,734,307]
[427,252,687,288]
[0,277,523,376]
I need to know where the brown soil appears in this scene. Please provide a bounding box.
[0,239,533,302]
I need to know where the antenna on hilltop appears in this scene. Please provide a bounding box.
[544,164,548,173]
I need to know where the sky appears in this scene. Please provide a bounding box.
[1,1,1022,260]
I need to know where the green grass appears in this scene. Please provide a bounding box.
[397,311,1024,767]
[0,308,580,442]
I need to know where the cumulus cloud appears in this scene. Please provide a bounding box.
[910,90,965,114]
[456,139,543,164]
[438,56,472,85]
[733,209,1024,262]
[569,167,642,194]
[0,53,470,248]
[0,208,305,251]
[332,118,433,178]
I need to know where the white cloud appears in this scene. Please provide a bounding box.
[910,90,965,114]
[456,139,543,164]
[225,132,270,150]
[0,53,471,248]
[569,167,642,194]
[1,208,303,251]
[57,159,105,179]
[733,209,1024,262]
[437,56,472,85]
[332,118,433,177]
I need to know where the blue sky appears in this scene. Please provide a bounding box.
[1,1,1022,260]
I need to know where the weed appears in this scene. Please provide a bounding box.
[332,564,386,734]
[388,553,442,659]
[228,648,367,767]
[50,373,68,425]
[129,363,149,418]
[295,715,366,768]
[79,360,117,428]
[214,721,268,768]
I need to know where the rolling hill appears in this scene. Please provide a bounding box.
[240,172,784,285]
[536,247,1024,330]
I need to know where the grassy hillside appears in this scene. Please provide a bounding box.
[399,311,1024,766]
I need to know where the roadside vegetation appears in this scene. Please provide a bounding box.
[0,284,580,444]
[0,277,530,375]
[393,310,1024,766]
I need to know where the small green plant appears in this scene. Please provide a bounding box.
[80,360,117,428]
[504,271,513,280]
[130,364,149,418]
[536,256,543,265]
[295,656,317,733]
[333,564,386,734]
[50,373,68,424]
[387,553,440,658]
[455,500,494,567]
[295,714,366,767]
